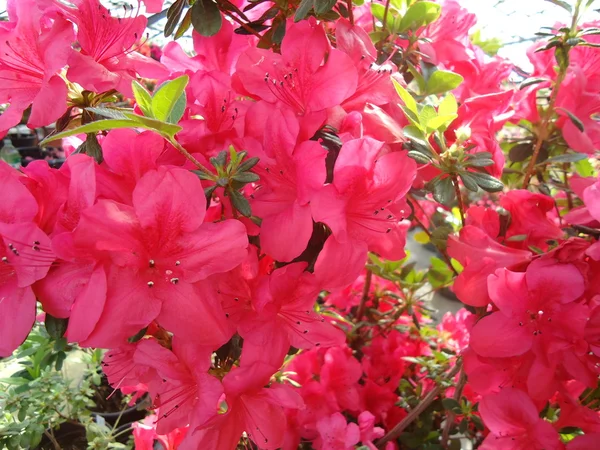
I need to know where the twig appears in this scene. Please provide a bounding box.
[451,175,466,227]
[355,269,373,322]
[376,361,463,448]
[381,0,392,33]
[440,367,468,448]
[407,197,459,277]
[220,8,262,40]
[346,0,354,25]
[44,429,61,450]
[167,137,214,178]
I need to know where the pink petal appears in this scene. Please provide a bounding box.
[0,163,38,223]
[311,185,349,242]
[281,19,329,74]
[65,264,107,342]
[525,259,585,304]
[487,268,529,316]
[28,75,68,128]
[133,167,206,233]
[479,388,539,435]
[308,49,358,111]
[314,236,368,290]
[292,141,327,205]
[583,180,600,223]
[470,312,532,358]
[102,130,163,181]
[0,282,36,357]
[241,392,287,450]
[260,202,313,263]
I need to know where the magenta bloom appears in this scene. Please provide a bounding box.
[0,0,74,136]
[70,166,248,348]
[470,259,586,359]
[0,163,55,356]
[236,18,358,139]
[479,388,563,449]
[54,0,167,96]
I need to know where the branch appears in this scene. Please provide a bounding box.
[451,175,466,227]
[376,360,463,448]
[346,0,354,25]
[355,269,373,322]
[440,367,468,448]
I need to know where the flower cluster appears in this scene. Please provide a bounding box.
[2,0,600,449]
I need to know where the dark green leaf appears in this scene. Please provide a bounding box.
[469,172,504,192]
[295,0,315,21]
[75,133,104,163]
[519,77,548,90]
[54,351,67,371]
[232,172,260,183]
[459,171,479,192]
[174,8,193,40]
[165,0,186,37]
[272,17,287,44]
[442,398,462,414]
[128,327,148,343]
[545,0,572,12]
[541,153,587,164]
[509,143,534,162]
[467,158,494,167]
[193,169,217,181]
[314,0,337,14]
[234,22,270,34]
[229,190,252,217]
[431,226,453,251]
[191,0,223,37]
[237,156,260,172]
[45,314,68,339]
[556,107,584,132]
[204,184,218,199]
[431,176,454,205]
[407,150,432,164]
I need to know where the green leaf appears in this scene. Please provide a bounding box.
[237,156,260,172]
[426,114,457,132]
[431,176,454,205]
[459,171,479,192]
[469,172,504,192]
[407,150,432,164]
[232,172,260,183]
[556,107,585,132]
[371,3,394,29]
[174,8,193,40]
[392,78,418,114]
[545,0,572,12]
[403,125,429,147]
[541,153,587,164]
[315,0,338,14]
[509,143,534,162]
[164,0,187,37]
[44,313,68,339]
[519,77,548,90]
[575,158,594,177]
[167,91,187,124]
[398,1,440,32]
[229,190,252,217]
[152,75,190,122]
[191,0,223,37]
[438,93,457,116]
[121,112,183,137]
[426,70,463,95]
[132,81,154,117]
[295,0,315,21]
[442,398,462,413]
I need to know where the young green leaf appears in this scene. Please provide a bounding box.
[392,78,418,114]
[132,81,154,117]
[397,1,440,32]
[438,93,458,116]
[426,70,463,95]
[152,75,190,122]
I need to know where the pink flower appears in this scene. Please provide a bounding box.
[312,138,415,288]
[479,388,563,449]
[239,263,345,367]
[313,413,360,450]
[447,224,531,307]
[181,362,303,450]
[70,166,248,347]
[247,106,327,262]
[54,0,167,96]
[133,338,223,435]
[132,415,188,450]
[0,162,55,356]
[0,0,74,136]
[358,411,385,450]
[470,258,586,359]
[235,18,358,139]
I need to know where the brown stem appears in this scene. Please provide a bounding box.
[355,269,372,322]
[376,361,463,448]
[451,175,466,227]
[381,0,392,33]
[408,197,459,277]
[346,0,354,25]
[168,137,215,178]
[220,9,263,40]
[440,367,468,448]
[44,429,61,450]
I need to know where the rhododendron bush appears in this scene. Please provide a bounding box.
[3,0,600,448]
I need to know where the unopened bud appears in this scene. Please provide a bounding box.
[455,125,472,144]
